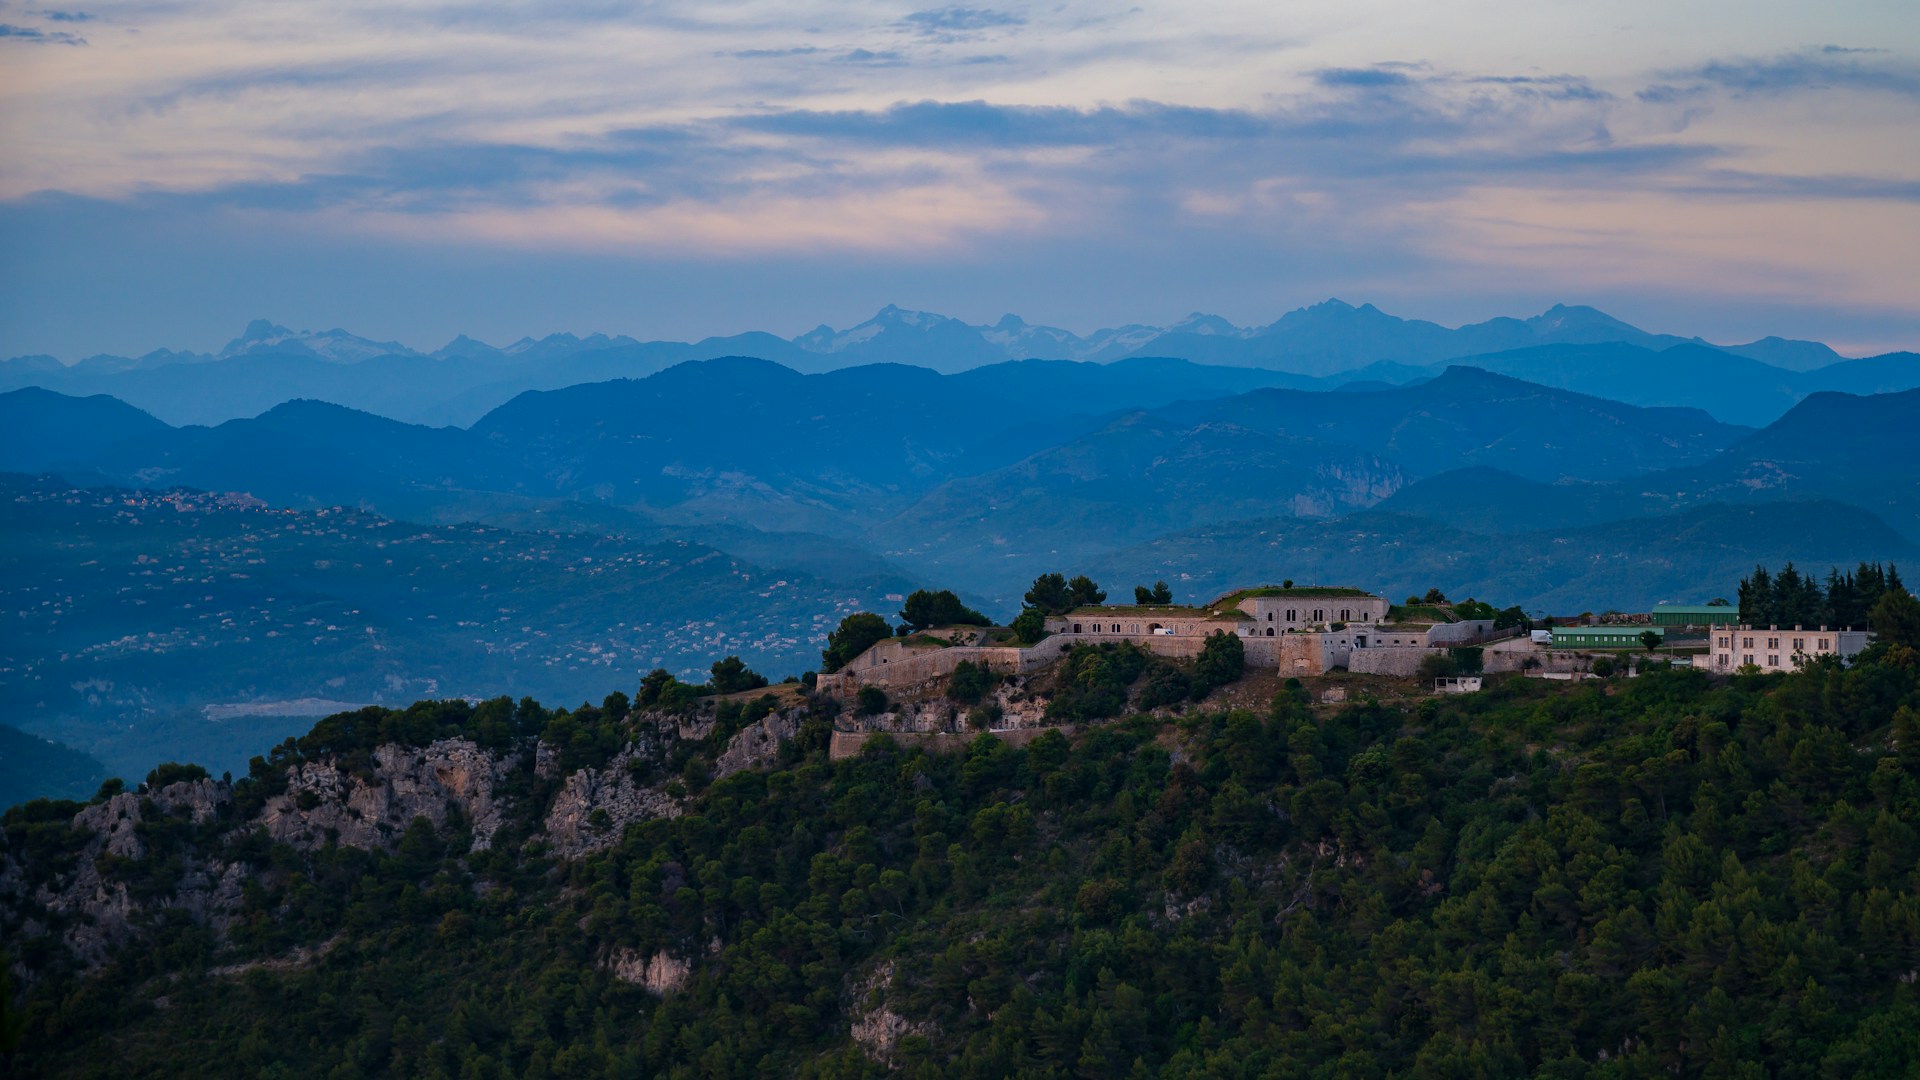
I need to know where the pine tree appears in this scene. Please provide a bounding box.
[1739,566,1774,626]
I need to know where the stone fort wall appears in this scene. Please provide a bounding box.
[817,640,1068,696]
[1348,647,1437,677]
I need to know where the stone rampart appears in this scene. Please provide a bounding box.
[820,641,1068,695]
[1426,620,1497,645]
[1348,647,1437,677]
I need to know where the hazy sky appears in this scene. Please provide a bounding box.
[2,0,1917,358]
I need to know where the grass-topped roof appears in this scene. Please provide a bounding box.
[1210,585,1377,607]
[1058,585,1378,620]
[1057,604,1229,618]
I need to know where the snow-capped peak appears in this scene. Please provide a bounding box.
[219,319,420,363]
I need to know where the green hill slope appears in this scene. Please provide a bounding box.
[0,724,106,809]
[6,646,1920,1075]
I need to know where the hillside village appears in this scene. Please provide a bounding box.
[814,573,1894,754]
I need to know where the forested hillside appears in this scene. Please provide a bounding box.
[5,636,1919,1076]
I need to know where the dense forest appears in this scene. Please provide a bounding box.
[6,621,1920,1076]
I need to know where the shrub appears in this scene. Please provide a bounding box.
[1010,607,1049,644]
[857,686,890,716]
[1135,662,1192,711]
[143,762,210,792]
[1192,631,1245,694]
[947,660,997,705]
[1046,643,1150,721]
[1417,652,1462,682]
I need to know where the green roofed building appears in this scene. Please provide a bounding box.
[1552,625,1663,649]
[1652,604,1741,628]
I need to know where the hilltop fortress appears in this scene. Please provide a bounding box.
[816,585,1512,696]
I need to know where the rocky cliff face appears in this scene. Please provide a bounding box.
[21,778,248,969]
[544,747,681,859]
[1,703,818,973]
[259,739,517,853]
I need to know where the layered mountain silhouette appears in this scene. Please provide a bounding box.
[6,361,1915,611]
[7,300,1912,428]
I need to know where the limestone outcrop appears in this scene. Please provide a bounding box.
[28,778,243,969]
[848,962,932,1066]
[258,738,516,853]
[602,947,693,995]
[543,748,681,859]
[2,705,815,972]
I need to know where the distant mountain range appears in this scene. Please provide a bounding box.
[7,362,1916,605]
[1,361,1752,542]
[7,301,1914,428]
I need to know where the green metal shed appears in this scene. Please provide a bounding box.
[1651,604,1740,627]
[1551,625,1664,649]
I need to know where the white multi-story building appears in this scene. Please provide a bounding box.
[1707,625,1871,673]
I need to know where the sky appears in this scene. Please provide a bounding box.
[1,0,1917,359]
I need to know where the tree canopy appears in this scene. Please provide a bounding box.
[1024,573,1073,614]
[1740,561,1905,629]
[708,655,769,696]
[1133,581,1174,605]
[821,612,892,672]
[898,589,989,632]
[1024,573,1105,613]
